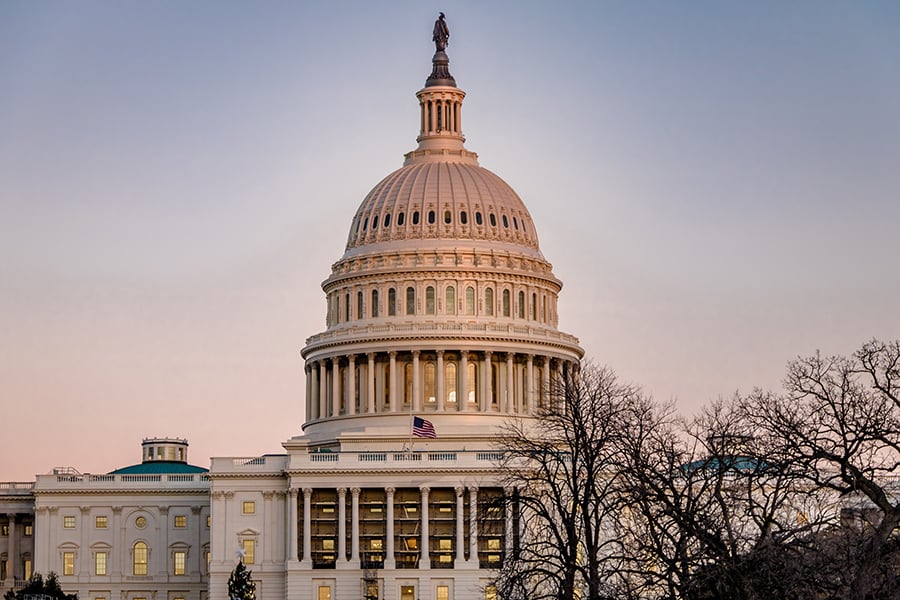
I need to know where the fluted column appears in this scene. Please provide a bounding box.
[459,352,468,412]
[542,357,551,410]
[301,488,312,564]
[367,353,376,413]
[385,487,396,569]
[389,352,398,412]
[347,355,356,415]
[412,350,421,411]
[288,488,299,563]
[6,514,16,580]
[482,351,493,411]
[469,487,479,565]
[310,363,320,420]
[436,350,445,411]
[505,353,515,413]
[455,487,465,564]
[526,355,535,415]
[419,487,430,568]
[505,488,514,561]
[337,488,348,564]
[305,364,312,421]
[332,357,342,417]
[318,360,327,420]
[350,488,361,564]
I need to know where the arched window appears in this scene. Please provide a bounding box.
[403,363,413,407]
[444,210,451,224]
[445,286,456,315]
[363,217,368,231]
[428,210,436,224]
[490,213,497,227]
[542,295,546,322]
[384,213,391,227]
[460,211,468,225]
[485,287,494,316]
[357,291,364,320]
[413,211,420,225]
[388,288,397,316]
[465,286,475,315]
[532,293,537,321]
[446,362,457,404]
[133,541,148,576]
[467,362,477,406]
[425,362,436,404]
[345,293,350,322]
[426,286,435,315]
[513,217,519,230]
[372,289,379,318]
[406,287,416,315]
[372,215,379,229]
[397,212,405,226]
[502,215,509,228]
[475,212,483,225]
[502,289,511,317]
[518,291,525,319]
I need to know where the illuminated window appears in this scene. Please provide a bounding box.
[206,550,211,573]
[425,362,436,404]
[436,585,450,600]
[318,586,332,600]
[24,558,32,579]
[322,538,335,550]
[439,539,452,551]
[446,362,457,404]
[133,542,148,575]
[173,551,186,575]
[1,525,7,536]
[485,585,497,600]
[95,516,107,528]
[24,524,33,536]
[63,516,75,529]
[370,539,382,550]
[94,551,107,576]
[443,210,451,224]
[242,539,255,564]
[488,538,501,550]
[242,501,255,515]
[174,515,187,528]
[63,552,75,576]
[207,515,211,528]
[467,362,477,404]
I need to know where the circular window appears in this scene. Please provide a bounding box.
[135,516,147,528]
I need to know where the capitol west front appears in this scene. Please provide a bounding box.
[0,20,583,600]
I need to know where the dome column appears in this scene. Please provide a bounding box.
[367,353,376,413]
[542,358,551,410]
[389,351,398,412]
[482,351,493,412]
[347,355,356,415]
[318,360,327,420]
[436,350,445,411]
[331,357,342,417]
[458,352,468,412]
[412,350,422,411]
[526,355,535,415]
[505,353,515,413]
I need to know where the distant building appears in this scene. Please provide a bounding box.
[1,20,583,600]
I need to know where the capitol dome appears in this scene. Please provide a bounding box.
[298,37,582,442]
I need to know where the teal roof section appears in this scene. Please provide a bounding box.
[109,461,208,475]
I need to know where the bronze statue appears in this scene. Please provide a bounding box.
[433,12,449,51]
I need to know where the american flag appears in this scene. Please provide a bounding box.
[412,416,437,438]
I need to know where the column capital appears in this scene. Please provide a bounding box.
[302,488,313,497]
[506,352,515,361]
[224,491,235,499]
[158,506,169,515]
[436,349,444,357]
[262,491,275,500]
[367,352,376,360]
[483,350,492,358]
[191,505,203,515]
[388,351,397,358]
[337,487,347,496]
[350,487,361,496]
[468,486,479,495]
[454,486,465,497]
[6,512,16,521]
[385,486,395,496]
[419,486,430,495]
[411,349,420,357]
[79,506,91,514]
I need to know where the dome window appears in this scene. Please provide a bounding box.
[372,215,379,229]
[518,291,525,318]
[388,288,397,316]
[444,210,451,224]
[465,286,475,315]
[522,221,527,233]
[460,211,468,225]
[363,217,368,231]
[445,286,456,315]
[397,212,405,226]
[502,290,511,317]
[490,213,497,227]
[357,291,364,319]
[406,287,416,315]
[384,213,391,227]
[502,215,509,228]
[485,288,494,316]
[513,217,519,230]
[412,211,420,225]
[428,210,436,224]
[372,290,379,318]
[475,212,483,225]
[426,286,435,315]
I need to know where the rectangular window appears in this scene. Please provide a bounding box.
[63,516,75,528]
[24,559,32,580]
[1,559,7,580]
[242,501,255,515]
[0,525,7,536]
[436,585,450,600]
[95,516,107,528]
[95,552,107,576]
[206,550,211,573]
[174,515,187,528]
[485,586,497,600]
[317,586,332,600]
[24,524,33,536]
[242,539,255,564]
[173,551,186,575]
[206,515,211,528]
[63,552,75,576]
[365,583,379,600]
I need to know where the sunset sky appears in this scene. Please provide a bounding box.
[2,1,899,481]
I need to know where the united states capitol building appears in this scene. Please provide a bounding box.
[1,18,583,600]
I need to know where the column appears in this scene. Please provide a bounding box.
[436,351,445,411]
[468,487,479,565]
[262,493,274,564]
[458,352,468,412]
[367,353,376,413]
[347,355,357,415]
[337,488,348,564]
[412,350,421,411]
[350,488,361,564]
[419,487,430,569]
[318,360,328,420]
[6,514,16,580]
[454,487,465,565]
[111,506,122,576]
[305,365,312,421]
[482,351,493,412]
[505,353,515,414]
[504,488,514,560]
[158,506,169,577]
[542,357,551,411]
[288,488,299,563]
[389,352,398,412]
[301,489,312,564]
[191,505,203,574]
[385,487,396,569]
[310,363,319,420]
[332,357,342,417]
[526,355,535,415]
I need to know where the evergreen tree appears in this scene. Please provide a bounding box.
[227,560,256,600]
[3,572,78,600]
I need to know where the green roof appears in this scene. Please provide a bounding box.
[109,461,208,475]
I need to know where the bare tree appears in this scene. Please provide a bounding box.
[741,339,900,597]
[492,365,644,600]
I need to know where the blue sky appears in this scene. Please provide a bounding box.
[2,1,899,480]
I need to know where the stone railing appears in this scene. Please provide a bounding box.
[0,482,35,494]
[34,473,209,490]
[211,450,505,474]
